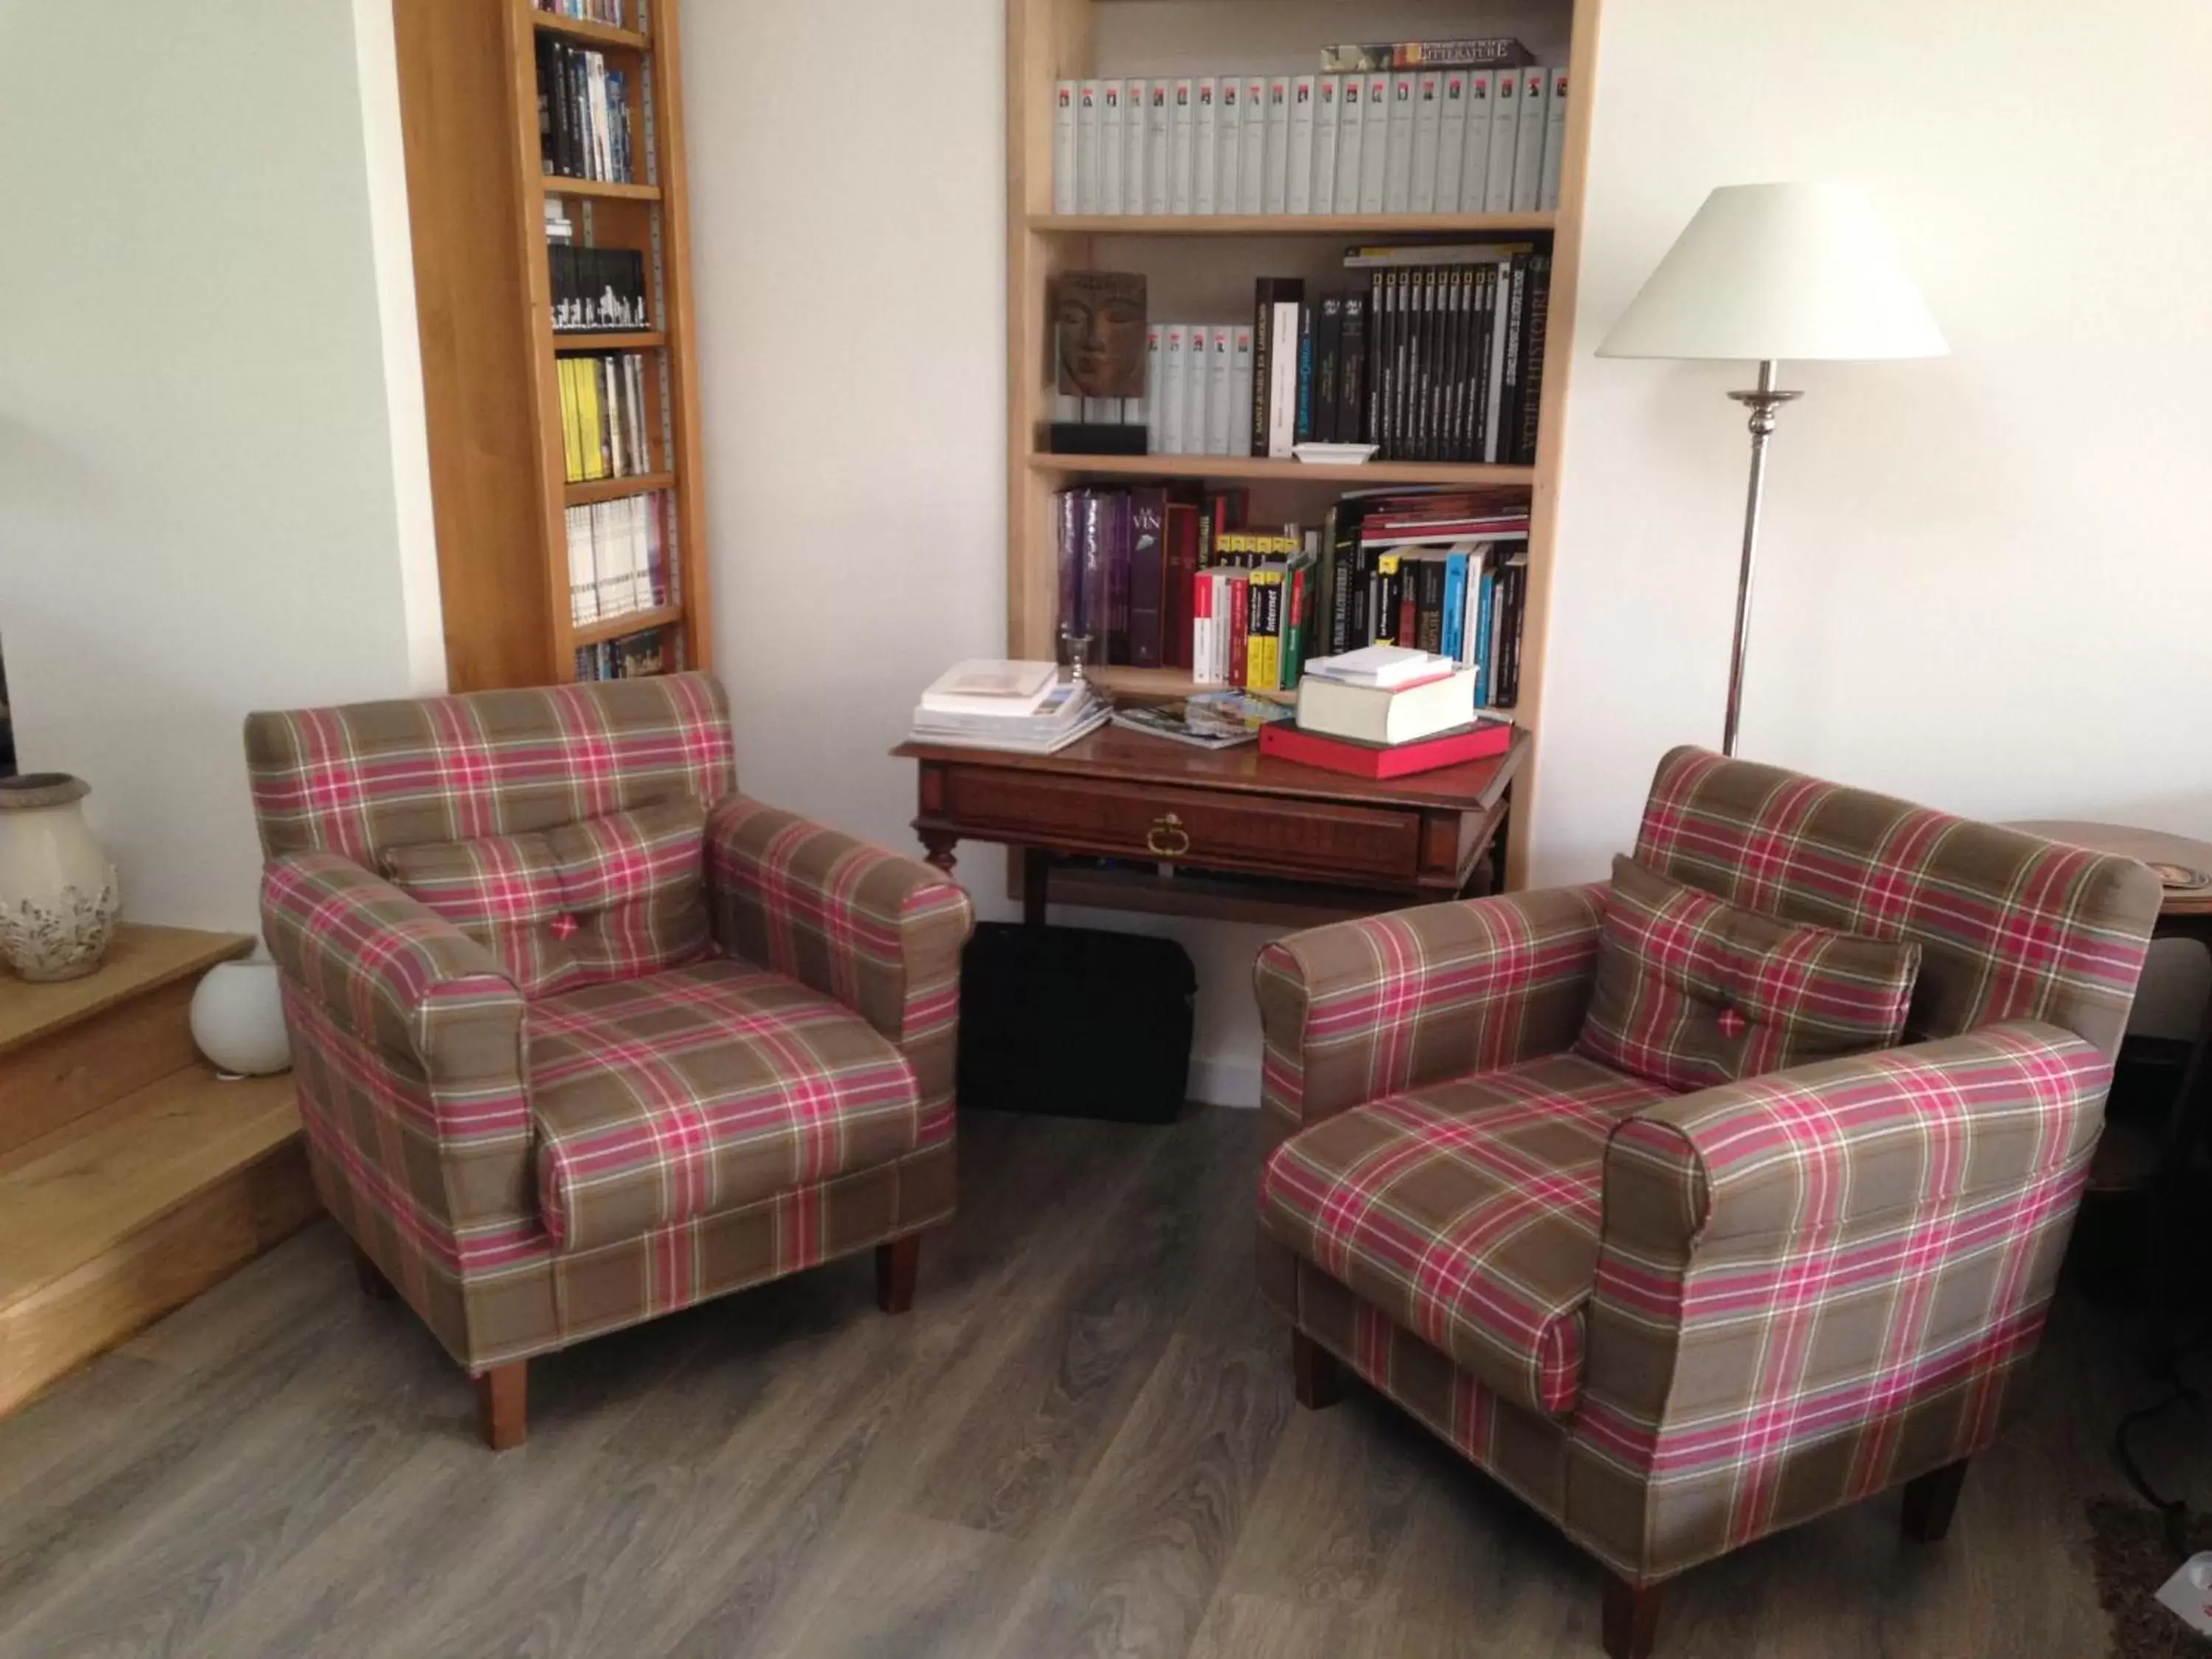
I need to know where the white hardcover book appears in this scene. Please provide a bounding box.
[1053,81,1077,213]
[1238,77,1267,213]
[1182,324,1208,455]
[1146,83,1171,212]
[566,507,593,624]
[1410,70,1443,212]
[1539,66,1569,210]
[1287,75,1318,213]
[1263,77,1292,213]
[1357,74,1390,211]
[1160,324,1189,454]
[1229,324,1256,456]
[1484,264,1511,461]
[1077,80,1102,214]
[1169,79,1196,215]
[1382,71,1416,213]
[1143,324,1164,452]
[1310,74,1340,215]
[1512,66,1549,211]
[1123,80,1148,215]
[594,503,622,620]
[1267,301,1299,457]
[627,498,650,613]
[1206,324,1234,454]
[1484,66,1519,212]
[1436,72,1470,215]
[1216,77,1242,218]
[1333,76,1365,214]
[1193,78,1219,215]
[1099,81,1125,215]
[1458,72,1495,211]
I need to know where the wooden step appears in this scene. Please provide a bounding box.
[0,1066,317,1415]
[0,925,254,1158]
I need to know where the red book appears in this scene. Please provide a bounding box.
[1259,719,1514,779]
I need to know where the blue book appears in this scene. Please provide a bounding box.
[1440,551,1469,660]
[1472,565,1496,706]
[1295,303,1316,440]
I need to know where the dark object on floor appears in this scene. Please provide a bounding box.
[2088,1497,2212,1656]
[956,921,1194,1122]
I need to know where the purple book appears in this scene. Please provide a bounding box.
[1124,487,1169,668]
[1098,490,1133,665]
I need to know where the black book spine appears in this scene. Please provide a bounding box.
[1392,270,1413,460]
[1251,279,1275,459]
[1408,270,1427,462]
[1364,271,1385,447]
[1416,555,1446,653]
[1312,291,1343,445]
[1446,267,1470,461]
[536,38,555,174]
[1338,293,1367,445]
[568,46,590,179]
[1500,254,1528,462]
[1418,267,1440,462]
[1517,251,1553,465]
[1473,266,1496,462]
[1382,269,1403,459]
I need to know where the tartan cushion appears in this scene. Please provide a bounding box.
[382,799,709,1000]
[528,958,925,1252]
[1577,855,1920,1093]
[1259,1052,1674,1416]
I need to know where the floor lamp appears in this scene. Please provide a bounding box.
[1596,183,1947,756]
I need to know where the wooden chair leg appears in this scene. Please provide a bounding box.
[1902,1457,1970,1542]
[876,1234,921,1315]
[350,1242,396,1302]
[1291,1329,1346,1410]
[1601,1573,1663,1659]
[475,1361,528,1451]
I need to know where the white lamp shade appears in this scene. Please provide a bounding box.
[1597,182,1947,363]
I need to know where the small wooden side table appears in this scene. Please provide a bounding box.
[892,723,1530,928]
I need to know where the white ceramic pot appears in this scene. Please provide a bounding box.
[189,959,292,1077]
[0,774,120,982]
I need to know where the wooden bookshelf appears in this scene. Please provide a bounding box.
[392,0,711,692]
[1004,0,1602,885]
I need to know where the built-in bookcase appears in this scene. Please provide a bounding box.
[1006,0,1601,880]
[392,0,711,691]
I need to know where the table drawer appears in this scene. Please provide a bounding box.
[936,768,1422,883]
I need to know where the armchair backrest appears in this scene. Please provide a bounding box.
[245,672,738,866]
[1634,746,2161,1058]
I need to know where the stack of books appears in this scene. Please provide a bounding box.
[909,661,1109,756]
[1259,644,1513,779]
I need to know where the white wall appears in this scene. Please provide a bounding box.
[1537,0,2212,1032]
[0,0,439,933]
[683,0,2212,1085]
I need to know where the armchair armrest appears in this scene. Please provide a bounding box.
[260,851,523,1093]
[706,796,976,1116]
[1253,883,1608,1142]
[1575,1021,2111,1568]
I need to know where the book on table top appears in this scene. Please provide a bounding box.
[1109,692,1293,750]
[1296,665,1480,745]
[1260,717,1513,779]
[917,660,1061,718]
[1304,642,1453,689]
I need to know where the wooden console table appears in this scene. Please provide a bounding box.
[891,723,1528,928]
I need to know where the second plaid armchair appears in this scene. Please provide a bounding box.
[1256,746,2161,1658]
[246,673,973,1447]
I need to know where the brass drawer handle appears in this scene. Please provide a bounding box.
[1146,812,1192,858]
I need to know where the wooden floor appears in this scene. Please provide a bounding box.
[0,1105,2192,1658]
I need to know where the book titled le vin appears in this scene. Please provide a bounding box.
[1260,717,1513,779]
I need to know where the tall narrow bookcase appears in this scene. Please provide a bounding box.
[1006,0,1601,883]
[392,0,711,692]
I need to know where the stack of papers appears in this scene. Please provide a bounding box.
[909,661,1109,755]
[1303,644,1460,689]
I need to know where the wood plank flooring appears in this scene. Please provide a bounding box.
[0,1105,2190,1658]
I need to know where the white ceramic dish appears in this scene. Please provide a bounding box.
[1292,442,1380,465]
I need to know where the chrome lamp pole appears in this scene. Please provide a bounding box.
[1720,360,1801,757]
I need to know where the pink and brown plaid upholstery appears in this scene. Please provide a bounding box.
[1256,747,2161,1599]
[1261,1054,1673,1415]
[530,961,925,1251]
[1576,854,1921,1091]
[246,674,973,1379]
[382,799,711,998]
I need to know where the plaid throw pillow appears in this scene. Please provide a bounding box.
[1576,855,1920,1092]
[382,798,710,999]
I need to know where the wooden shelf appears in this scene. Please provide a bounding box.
[572,603,683,647]
[530,12,650,52]
[553,330,665,352]
[1026,453,1539,488]
[544,176,661,202]
[1029,212,1557,238]
[563,470,676,505]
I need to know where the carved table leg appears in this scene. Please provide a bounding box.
[919,831,958,875]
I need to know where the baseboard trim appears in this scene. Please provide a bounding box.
[1189,1054,1261,1109]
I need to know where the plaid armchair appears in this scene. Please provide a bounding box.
[245,674,972,1448]
[1255,747,2160,1658]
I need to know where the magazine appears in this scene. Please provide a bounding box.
[1108,692,1295,749]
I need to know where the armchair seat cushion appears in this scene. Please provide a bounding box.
[1259,1052,1672,1416]
[528,958,927,1251]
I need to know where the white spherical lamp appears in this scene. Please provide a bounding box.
[189,960,292,1077]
